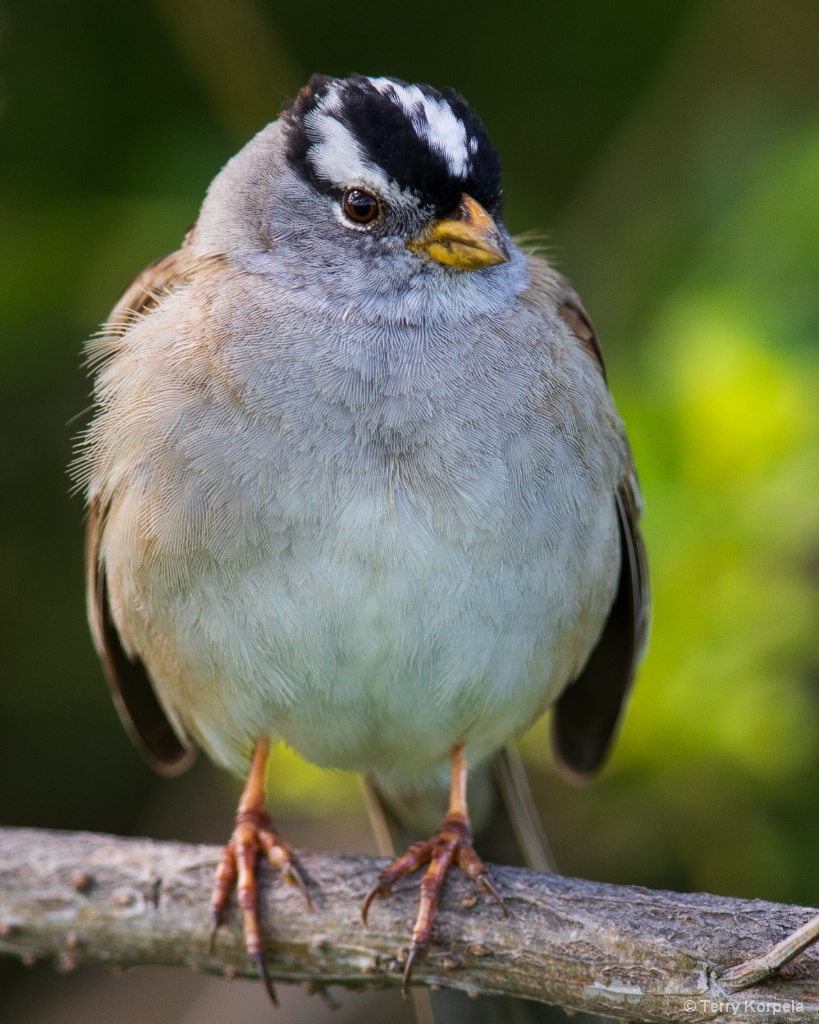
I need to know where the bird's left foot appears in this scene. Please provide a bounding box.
[362,751,508,997]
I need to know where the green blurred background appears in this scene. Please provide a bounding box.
[1,0,818,1020]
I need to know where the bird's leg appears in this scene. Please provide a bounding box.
[362,744,508,996]
[209,738,313,1004]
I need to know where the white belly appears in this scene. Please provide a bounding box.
[104,464,620,787]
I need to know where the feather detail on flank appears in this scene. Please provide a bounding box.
[86,498,195,776]
[551,471,649,781]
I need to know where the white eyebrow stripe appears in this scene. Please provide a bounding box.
[304,95,392,193]
[368,77,471,177]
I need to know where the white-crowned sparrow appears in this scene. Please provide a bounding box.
[76,73,649,1002]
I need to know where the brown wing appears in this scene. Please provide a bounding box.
[557,297,607,381]
[550,297,650,781]
[108,244,195,332]
[85,247,198,776]
[86,500,196,775]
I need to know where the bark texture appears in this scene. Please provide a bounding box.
[0,826,817,1022]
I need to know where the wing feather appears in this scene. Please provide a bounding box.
[86,499,196,776]
[84,246,198,776]
[550,293,650,780]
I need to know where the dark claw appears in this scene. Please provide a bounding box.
[361,882,385,925]
[479,875,509,917]
[401,944,422,998]
[255,949,279,1007]
[286,862,315,912]
[208,910,223,955]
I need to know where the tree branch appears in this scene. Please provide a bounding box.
[1,825,817,1022]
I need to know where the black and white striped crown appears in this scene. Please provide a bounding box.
[284,74,502,218]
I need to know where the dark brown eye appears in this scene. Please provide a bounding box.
[342,188,380,225]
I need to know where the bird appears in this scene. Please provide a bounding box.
[75,72,649,1011]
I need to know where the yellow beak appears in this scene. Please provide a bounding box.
[408,194,508,271]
